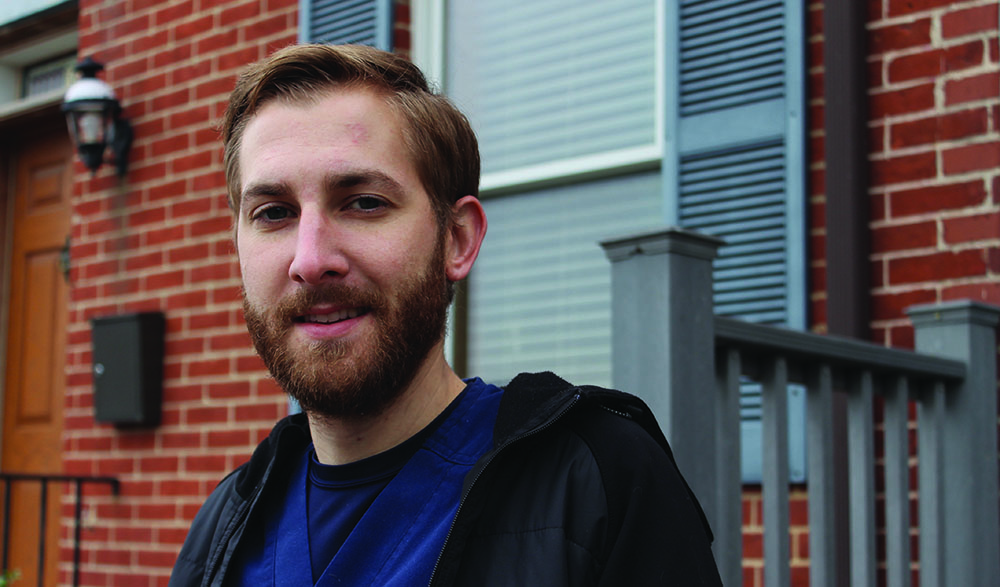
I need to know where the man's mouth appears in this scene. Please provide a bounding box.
[295,307,367,325]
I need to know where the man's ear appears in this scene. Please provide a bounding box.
[445,195,487,282]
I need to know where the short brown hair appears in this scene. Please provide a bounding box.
[221,44,480,228]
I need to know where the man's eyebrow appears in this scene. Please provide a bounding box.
[325,170,405,194]
[241,181,292,204]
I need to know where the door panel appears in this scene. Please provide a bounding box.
[2,133,72,587]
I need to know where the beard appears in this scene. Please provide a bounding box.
[242,240,452,421]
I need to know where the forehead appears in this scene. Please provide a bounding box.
[237,88,419,197]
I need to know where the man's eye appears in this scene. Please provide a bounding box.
[348,196,387,212]
[254,206,293,222]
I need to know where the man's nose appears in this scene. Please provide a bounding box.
[288,212,349,284]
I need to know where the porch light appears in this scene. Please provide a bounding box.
[62,56,132,177]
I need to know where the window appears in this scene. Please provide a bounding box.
[299,0,393,48]
[424,0,806,482]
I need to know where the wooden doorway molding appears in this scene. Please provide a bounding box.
[1,126,73,586]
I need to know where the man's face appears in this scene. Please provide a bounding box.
[235,88,451,419]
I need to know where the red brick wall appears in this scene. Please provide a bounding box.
[65,0,298,584]
[867,0,1000,346]
[799,2,998,587]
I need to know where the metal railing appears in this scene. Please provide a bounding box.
[602,228,1000,587]
[0,473,120,587]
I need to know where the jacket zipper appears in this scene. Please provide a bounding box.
[426,391,581,586]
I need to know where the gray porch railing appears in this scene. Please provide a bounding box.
[601,228,1000,587]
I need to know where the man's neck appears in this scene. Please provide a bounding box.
[306,349,467,465]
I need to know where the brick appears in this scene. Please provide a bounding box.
[870,83,935,119]
[888,250,987,284]
[870,19,932,53]
[169,105,211,130]
[210,331,252,351]
[208,429,250,447]
[174,14,214,39]
[167,289,208,310]
[872,289,936,321]
[154,0,194,26]
[145,269,185,290]
[871,152,936,186]
[218,46,261,73]
[161,480,202,497]
[872,220,936,252]
[889,180,985,216]
[140,456,180,473]
[152,43,193,69]
[130,205,167,226]
[943,212,1000,244]
[943,141,1000,175]
[943,281,1000,304]
[164,336,204,356]
[168,243,210,263]
[149,179,188,202]
[220,0,261,24]
[187,357,229,377]
[191,215,233,237]
[145,225,186,247]
[245,14,290,40]
[887,49,942,83]
[192,262,236,283]
[173,60,212,85]
[161,431,202,450]
[235,402,281,421]
[197,29,239,54]
[137,549,178,568]
[945,72,1000,106]
[887,0,955,17]
[942,4,998,38]
[184,453,228,472]
[207,381,250,399]
[173,150,214,173]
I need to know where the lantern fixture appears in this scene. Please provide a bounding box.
[62,56,132,177]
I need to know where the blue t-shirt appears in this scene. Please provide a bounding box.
[229,378,502,586]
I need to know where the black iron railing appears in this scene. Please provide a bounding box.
[0,473,119,587]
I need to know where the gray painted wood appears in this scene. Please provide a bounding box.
[714,348,743,587]
[762,356,790,587]
[909,302,1000,587]
[847,371,876,587]
[883,376,911,587]
[807,364,837,587]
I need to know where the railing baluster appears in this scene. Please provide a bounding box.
[73,480,84,587]
[916,381,946,587]
[762,356,790,587]
[848,370,876,587]
[884,376,911,587]
[1,479,9,574]
[37,480,47,587]
[0,473,119,587]
[714,347,742,587]
[807,363,837,587]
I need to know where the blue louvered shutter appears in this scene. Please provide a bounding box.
[664,0,807,482]
[300,0,393,49]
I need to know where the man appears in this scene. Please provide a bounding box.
[170,44,722,586]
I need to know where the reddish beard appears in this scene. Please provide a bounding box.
[242,241,451,420]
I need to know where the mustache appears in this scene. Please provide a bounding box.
[243,284,387,322]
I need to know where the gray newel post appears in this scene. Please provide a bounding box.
[600,228,723,528]
[907,301,1000,587]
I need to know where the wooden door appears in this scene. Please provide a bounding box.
[2,133,72,587]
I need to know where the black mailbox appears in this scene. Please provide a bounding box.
[91,312,165,427]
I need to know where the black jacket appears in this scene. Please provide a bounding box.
[170,373,722,586]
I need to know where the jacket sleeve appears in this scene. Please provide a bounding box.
[570,406,723,586]
[168,474,242,587]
